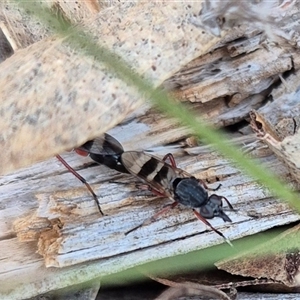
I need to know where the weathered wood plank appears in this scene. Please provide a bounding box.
[1,129,299,299]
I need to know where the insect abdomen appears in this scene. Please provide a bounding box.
[121,151,177,190]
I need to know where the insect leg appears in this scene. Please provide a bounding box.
[56,155,104,216]
[162,153,177,167]
[125,202,178,235]
[210,194,236,211]
[212,195,259,219]
[163,153,222,192]
[197,178,222,191]
[193,209,233,247]
[147,186,170,198]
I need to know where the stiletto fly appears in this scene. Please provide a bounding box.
[58,133,235,245]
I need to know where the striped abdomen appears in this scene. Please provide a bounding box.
[121,151,178,195]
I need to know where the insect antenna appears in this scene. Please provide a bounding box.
[56,155,104,216]
[193,209,233,247]
[217,195,235,211]
[125,202,178,235]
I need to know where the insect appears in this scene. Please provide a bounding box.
[58,133,235,245]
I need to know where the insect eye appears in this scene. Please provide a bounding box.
[200,205,214,219]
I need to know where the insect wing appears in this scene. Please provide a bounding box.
[77,133,124,156]
[76,134,129,173]
[121,151,177,195]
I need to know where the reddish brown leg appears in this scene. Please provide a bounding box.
[131,171,170,198]
[56,155,104,216]
[126,153,176,234]
[148,186,169,198]
[162,153,177,167]
[112,182,167,198]
[193,209,233,247]
[163,153,222,192]
[130,183,168,198]
[125,202,179,235]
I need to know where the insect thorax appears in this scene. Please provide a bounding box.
[173,178,208,208]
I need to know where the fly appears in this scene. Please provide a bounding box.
[57,133,235,245]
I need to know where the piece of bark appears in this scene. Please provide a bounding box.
[216,224,300,288]
[148,268,286,296]
[247,53,300,185]
[148,269,236,300]
[0,1,222,175]
[160,1,300,128]
[194,0,300,41]
[159,0,300,132]
[167,42,290,104]
[251,69,300,141]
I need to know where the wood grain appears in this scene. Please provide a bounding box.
[1,128,299,298]
[1,1,300,299]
